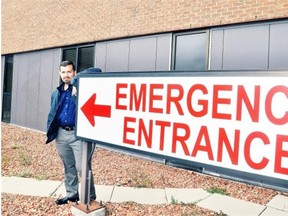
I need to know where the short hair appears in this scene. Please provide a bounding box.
[59,60,76,71]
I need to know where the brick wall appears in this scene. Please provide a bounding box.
[2,0,288,54]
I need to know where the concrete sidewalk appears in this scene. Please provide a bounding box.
[2,176,288,216]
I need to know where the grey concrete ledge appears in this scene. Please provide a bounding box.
[2,176,288,216]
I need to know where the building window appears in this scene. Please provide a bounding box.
[173,31,208,70]
[2,55,14,122]
[62,45,95,72]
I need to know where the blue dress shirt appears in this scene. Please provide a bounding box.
[57,85,76,127]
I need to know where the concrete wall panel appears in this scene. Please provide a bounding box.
[269,22,288,69]
[10,49,60,131]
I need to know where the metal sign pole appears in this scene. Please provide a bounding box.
[80,141,90,206]
[72,141,106,215]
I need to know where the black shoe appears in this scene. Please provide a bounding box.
[55,195,79,205]
[90,195,96,201]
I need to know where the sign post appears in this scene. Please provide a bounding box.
[80,141,91,205]
[76,71,288,192]
[72,142,105,215]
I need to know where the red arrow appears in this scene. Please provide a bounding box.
[81,93,111,127]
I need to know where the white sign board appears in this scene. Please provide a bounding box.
[76,73,288,182]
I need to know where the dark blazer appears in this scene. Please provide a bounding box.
[46,83,76,144]
[46,68,101,144]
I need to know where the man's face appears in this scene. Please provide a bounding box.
[59,65,76,84]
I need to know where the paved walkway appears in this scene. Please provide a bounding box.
[2,176,288,216]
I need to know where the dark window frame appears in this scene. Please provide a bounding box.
[2,55,14,123]
[61,44,95,72]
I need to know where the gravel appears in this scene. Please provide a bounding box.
[2,193,218,216]
[1,122,281,215]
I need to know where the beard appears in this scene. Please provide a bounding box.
[62,77,71,84]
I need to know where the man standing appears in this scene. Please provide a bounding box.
[46,60,96,205]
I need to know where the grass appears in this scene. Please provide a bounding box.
[216,211,228,216]
[1,155,12,166]
[19,153,32,166]
[171,196,179,204]
[206,187,229,195]
[9,142,23,150]
[34,174,51,180]
[132,172,153,188]
[170,196,196,206]
[11,170,55,181]
[16,170,34,178]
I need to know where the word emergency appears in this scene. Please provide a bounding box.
[115,82,288,176]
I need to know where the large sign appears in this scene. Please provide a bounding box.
[76,71,288,188]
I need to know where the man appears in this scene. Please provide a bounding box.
[46,60,96,205]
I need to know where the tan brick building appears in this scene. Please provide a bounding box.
[2,0,288,54]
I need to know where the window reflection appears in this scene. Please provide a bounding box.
[174,32,207,70]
